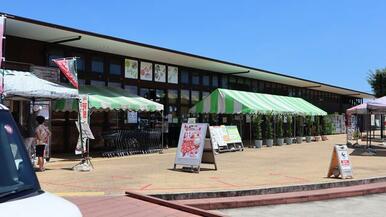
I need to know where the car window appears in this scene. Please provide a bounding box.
[0,111,40,202]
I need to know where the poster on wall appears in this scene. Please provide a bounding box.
[140,61,153,81]
[154,64,166,82]
[127,111,138,124]
[174,123,208,167]
[209,126,228,150]
[226,125,242,144]
[167,66,178,84]
[125,59,138,79]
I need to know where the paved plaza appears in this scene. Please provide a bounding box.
[219,192,386,217]
[37,134,386,196]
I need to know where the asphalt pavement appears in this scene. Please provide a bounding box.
[219,193,386,217]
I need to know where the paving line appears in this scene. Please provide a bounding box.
[55,191,105,197]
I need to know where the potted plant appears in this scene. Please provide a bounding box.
[321,116,332,141]
[264,114,274,147]
[296,116,304,144]
[276,115,284,146]
[254,114,263,148]
[314,116,321,141]
[285,115,293,144]
[305,116,312,143]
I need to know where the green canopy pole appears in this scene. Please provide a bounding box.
[249,114,252,147]
[294,116,297,140]
[160,110,164,154]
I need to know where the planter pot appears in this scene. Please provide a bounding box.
[315,136,321,142]
[296,136,303,144]
[265,139,273,147]
[306,136,312,143]
[276,138,284,146]
[285,137,293,145]
[255,140,263,148]
[322,135,328,141]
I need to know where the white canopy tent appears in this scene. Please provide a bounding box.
[346,96,386,149]
[2,69,79,160]
[3,70,78,100]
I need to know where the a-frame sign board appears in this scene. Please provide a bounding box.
[327,145,353,179]
[173,123,217,173]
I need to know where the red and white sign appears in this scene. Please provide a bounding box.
[75,94,89,155]
[79,94,89,122]
[327,144,353,179]
[174,123,208,167]
[52,58,78,89]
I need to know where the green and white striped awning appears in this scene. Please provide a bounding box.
[53,85,163,112]
[189,88,327,116]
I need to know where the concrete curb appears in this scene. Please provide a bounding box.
[176,181,386,210]
[125,191,224,217]
[150,176,386,200]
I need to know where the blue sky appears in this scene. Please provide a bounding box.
[2,0,385,93]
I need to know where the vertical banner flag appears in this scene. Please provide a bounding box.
[79,94,89,122]
[0,16,6,95]
[75,94,89,155]
[52,57,78,89]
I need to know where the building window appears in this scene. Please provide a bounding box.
[124,85,137,95]
[180,89,190,105]
[212,75,219,87]
[251,80,258,92]
[202,91,210,99]
[156,89,166,104]
[91,80,106,86]
[70,54,85,72]
[202,75,210,86]
[180,70,189,84]
[168,89,178,119]
[91,56,104,74]
[229,77,237,89]
[221,76,228,88]
[108,82,121,88]
[77,57,85,72]
[48,53,64,67]
[140,88,150,98]
[109,60,122,76]
[140,88,156,100]
[191,90,200,105]
[168,89,178,105]
[192,72,200,85]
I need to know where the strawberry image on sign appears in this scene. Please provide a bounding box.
[180,126,201,157]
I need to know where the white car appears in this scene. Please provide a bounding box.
[0,105,82,217]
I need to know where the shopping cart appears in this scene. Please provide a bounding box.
[101,129,162,158]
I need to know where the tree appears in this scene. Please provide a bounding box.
[368,68,386,97]
[285,115,293,138]
[265,114,273,139]
[276,115,283,138]
[254,115,263,140]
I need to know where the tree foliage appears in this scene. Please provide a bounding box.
[368,68,386,97]
[254,115,263,140]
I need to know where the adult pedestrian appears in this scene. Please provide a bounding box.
[35,116,50,171]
